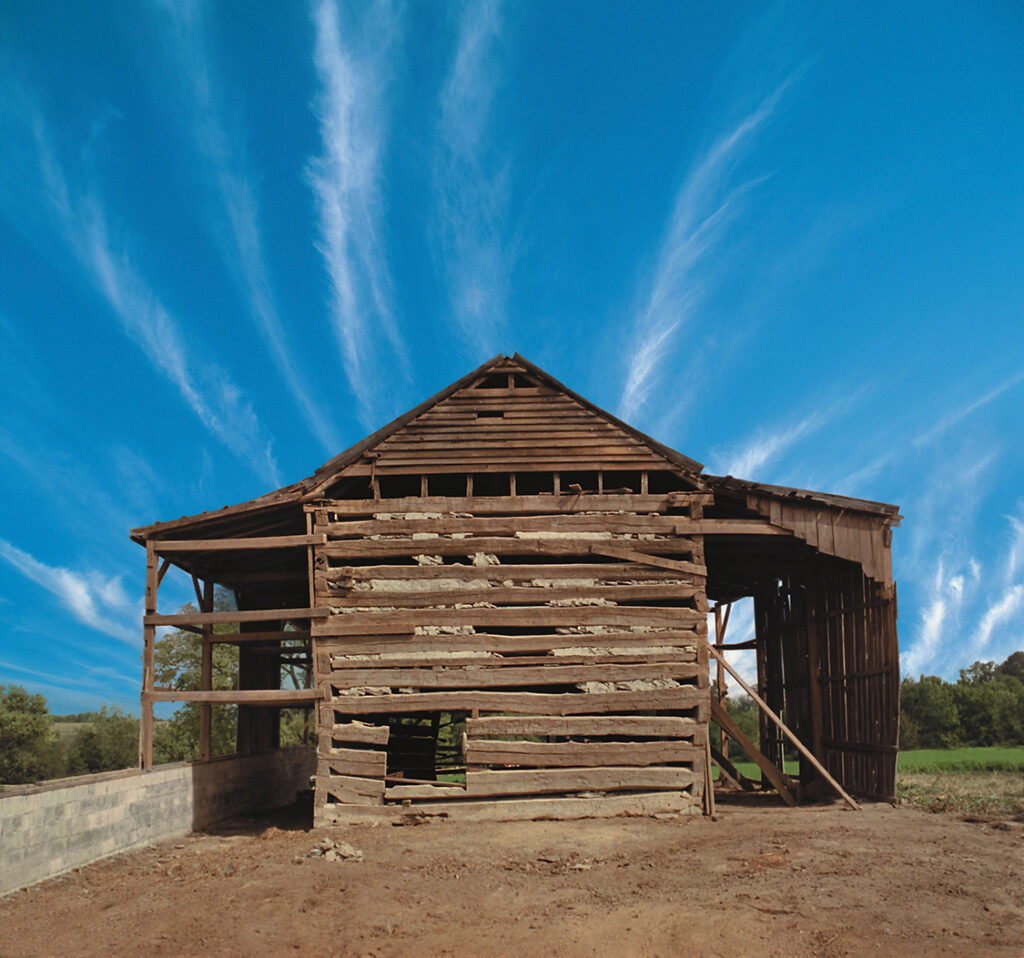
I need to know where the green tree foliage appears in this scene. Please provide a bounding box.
[65,705,138,775]
[152,589,240,763]
[900,651,1024,749]
[0,685,63,784]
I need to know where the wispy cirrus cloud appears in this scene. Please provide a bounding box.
[618,82,792,424]
[433,0,510,358]
[0,539,136,644]
[913,364,1024,450]
[307,0,408,430]
[152,0,341,453]
[710,392,862,481]
[30,116,281,486]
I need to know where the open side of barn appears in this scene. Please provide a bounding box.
[131,353,901,822]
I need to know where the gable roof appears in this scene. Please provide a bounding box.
[131,354,705,540]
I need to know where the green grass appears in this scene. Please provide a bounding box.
[730,759,800,781]
[897,746,1024,774]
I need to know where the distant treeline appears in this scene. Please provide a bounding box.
[900,652,1024,749]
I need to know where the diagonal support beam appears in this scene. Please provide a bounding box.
[709,645,860,811]
[710,699,796,806]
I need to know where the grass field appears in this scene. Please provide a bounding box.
[896,746,1024,773]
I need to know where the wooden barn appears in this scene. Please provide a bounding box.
[132,354,901,823]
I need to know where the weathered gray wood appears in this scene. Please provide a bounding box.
[466,765,696,796]
[320,753,387,777]
[466,715,700,737]
[316,629,701,656]
[465,739,699,767]
[316,774,384,806]
[322,722,390,745]
[314,606,706,635]
[315,790,699,823]
[327,685,705,715]
[385,784,469,799]
[329,661,701,690]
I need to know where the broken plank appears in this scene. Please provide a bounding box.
[710,699,796,806]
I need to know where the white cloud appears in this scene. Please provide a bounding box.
[153,1,341,453]
[618,82,792,424]
[434,0,510,358]
[0,539,137,644]
[970,585,1024,658]
[913,365,1024,449]
[307,0,409,429]
[28,114,281,487]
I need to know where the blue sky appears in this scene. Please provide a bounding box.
[1,1,1022,715]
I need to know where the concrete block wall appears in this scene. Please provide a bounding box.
[0,746,315,896]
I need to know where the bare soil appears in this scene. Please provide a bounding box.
[2,795,1022,958]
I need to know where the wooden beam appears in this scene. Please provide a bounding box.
[708,647,860,811]
[588,545,705,576]
[145,607,328,626]
[466,766,696,797]
[204,630,310,644]
[466,715,700,738]
[139,541,157,772]
[151,534,326,552]
[709,699,796,806]
[199,577,213,762]
[305,493,710,515]
[144,688,324,705]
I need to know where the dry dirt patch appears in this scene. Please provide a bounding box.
[1,797,1021,957]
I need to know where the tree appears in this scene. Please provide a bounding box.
[153,589,240,762]
[900,676,960,748]
[65,705,138,775]
[0,686,63,784]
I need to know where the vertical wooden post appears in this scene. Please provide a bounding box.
[199,577,214,762]
[139,541,157,771]
[713,603,732,763]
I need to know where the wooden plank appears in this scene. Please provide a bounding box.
[316,790,699,822]
[151,534,326,552]
[323,723,390,745]
[320,536,698,560]
[146,607,329,626]
[325,515,687,536]
[309,494,708,515]
[323,562,695,582]
[144,688,324,705]
[330,650,697,670]
[345,460,676,476]
[317,629,701,656]
[709,699,796,806]
[328,686,705,715]
[588,545,706,575]
[329,662,701,690]
[466,715,700,738]
[315,774,384,806]
[323,583,700,608]
[466,765,696,796]
[314,607,706,635]
[465,740,699,767]
[385,784,469,799]
[320,754,387,778]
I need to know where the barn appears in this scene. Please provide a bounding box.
[131,354,901,823]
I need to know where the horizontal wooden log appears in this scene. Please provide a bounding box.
[325,515,686,537]
[465,740,699,767]
[324,583,700,608]
[326,686,706,716]
[316,629,701,656]
[588,545,708,575]
[320,753,387,778]
[146,607,328,626]
[385,784,469,799]
[315,790,700,822]
[314,607,706,635]
[151,534,326,552]
[466,765,696,796]
[329,662,701,690]
[329,650,697,670]
[315,774,384,806]
[307,494,711,515]
[322,562,700,583]
[319,536,698,560]
[466,715,701,738]
[321,722,390,745]
[144,688,323,705]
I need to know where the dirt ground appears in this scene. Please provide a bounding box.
[2,794,1022,958]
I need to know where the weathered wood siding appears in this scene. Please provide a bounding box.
[309,493,710,823]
